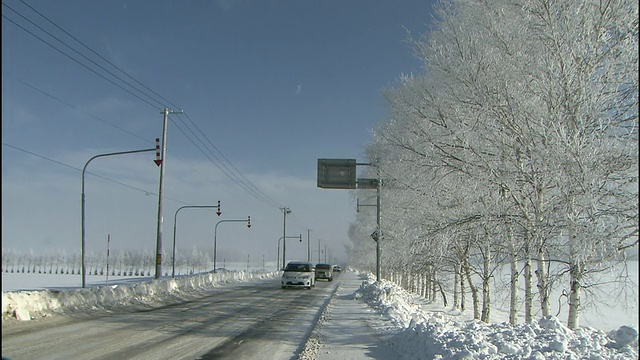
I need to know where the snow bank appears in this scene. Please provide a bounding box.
[2,271,279,322]
[355,272,639,360]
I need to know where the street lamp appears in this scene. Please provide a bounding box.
[281,207,291,269]
[81,147,155,288]
[307,229,311,262]
[277,234,302,270]
[213,217,251,272]
[171,202,221,278]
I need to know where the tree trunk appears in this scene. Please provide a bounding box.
[567,261,583,329]
[453,263,460,309]
[509,231,519,325]
[567,197,582,330]
[421,273,427,298]
[524,238,533,323]
[425,265,431,300]
[437,281,448,307]
[535,246,550,317]
[402,272,407,289]
[430,269,437,302]
[481,236,491,323]
[411,272,416,293]
[463,257,480,319]
[460,262,466,311]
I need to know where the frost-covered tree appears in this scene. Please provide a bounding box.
[520,0,639,329]
[364,0,637,329]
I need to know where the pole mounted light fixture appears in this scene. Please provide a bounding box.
[281,207,291,270]
[81,147,155,288]
[213,216,252,272]
[171,202,222,278]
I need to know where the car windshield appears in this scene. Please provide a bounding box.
[284,263,310,272]
[316,264,331,270]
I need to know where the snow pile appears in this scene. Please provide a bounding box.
[3,269,638,359]
[356,273,639,360]
[2,271,279,322]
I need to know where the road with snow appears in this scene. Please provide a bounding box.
[2,276,340,360]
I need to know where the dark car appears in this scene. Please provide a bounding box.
[315,263,333,281]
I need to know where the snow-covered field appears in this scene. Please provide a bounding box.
[2,266,638,359]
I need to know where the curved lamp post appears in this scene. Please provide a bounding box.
[213,217,251,272]
[278,234,302,270]
[81,147,155,288]
[280,207,291,270]
[171,202,221,278]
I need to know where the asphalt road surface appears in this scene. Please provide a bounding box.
[2,276,340,360]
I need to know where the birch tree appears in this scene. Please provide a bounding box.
[520,0,639,329]
[364,0,637,330]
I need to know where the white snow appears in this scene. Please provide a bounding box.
[2,271,279,323]
[2,269,638,359]
[351,271,638,359]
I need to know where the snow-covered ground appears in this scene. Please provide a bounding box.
[2,268,638,359]
[352,271,638,359]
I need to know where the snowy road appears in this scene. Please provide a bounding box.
[2,276,339,360]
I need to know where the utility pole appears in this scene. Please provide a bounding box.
[376,174,382,281]
[155,107,183,279]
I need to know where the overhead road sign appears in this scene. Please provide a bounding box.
[317,158,357,189]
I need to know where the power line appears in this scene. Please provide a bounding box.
[4,0,287,213]
[1,142,190,206]
[9,77,247,201]
[15,0,178,110]
[10,76,276,208]
[176,112,283,209]
[1,9,162,110]
[11,77,153,144]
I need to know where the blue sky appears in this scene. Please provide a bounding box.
[2,0,437,269]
